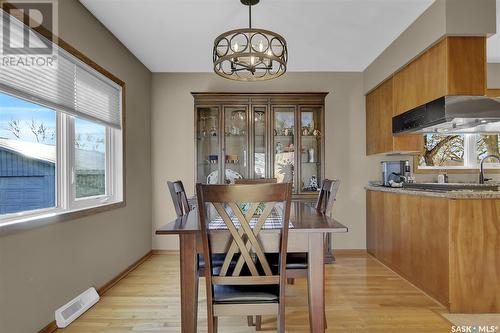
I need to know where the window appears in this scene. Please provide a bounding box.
[418,134,500,169]
[74,118,106,199]
[0,94,57,215]
[0,11,123,225]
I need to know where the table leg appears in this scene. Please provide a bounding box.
[324,233,335,264]
[308,232,325,333]
[179,234,198,333]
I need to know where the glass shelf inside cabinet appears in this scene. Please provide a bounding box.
[274,108,295,188]
[224,107,248,183]
[253,107,266,179]
[300,107,322,192]
[197,107,220,184]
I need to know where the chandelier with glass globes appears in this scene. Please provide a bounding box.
[213,0,288,82]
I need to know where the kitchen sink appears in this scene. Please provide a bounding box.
[402,183,499,192]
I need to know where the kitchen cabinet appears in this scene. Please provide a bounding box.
[365,77,422,155]
[366,190,449,306]
[367,189,500,313]
[193,93,326,196]
[486,89,500,97]
[365,36,485,156]
[393,36,486,116]
[449,199,500,313]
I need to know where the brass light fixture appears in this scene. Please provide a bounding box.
[213,0,288,81]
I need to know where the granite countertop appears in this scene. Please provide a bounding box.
[365,183,500,199]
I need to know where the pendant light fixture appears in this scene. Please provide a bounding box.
[213,0,288,81]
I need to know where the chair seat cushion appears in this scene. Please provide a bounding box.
[198,254,228,269]
[213,284,279,304]
[266,253,308,269]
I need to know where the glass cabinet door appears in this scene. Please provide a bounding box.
[224,106,249,183]
[273,107,296,190]
[196,107,220,184]
[253,106,267,179]
[299,106,322,193]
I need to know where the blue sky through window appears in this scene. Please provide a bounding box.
[0,92,106,153]
[0,92,56,145]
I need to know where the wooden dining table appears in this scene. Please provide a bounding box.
[155,199,348,333]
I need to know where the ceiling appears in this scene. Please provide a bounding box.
[79,0,497,73]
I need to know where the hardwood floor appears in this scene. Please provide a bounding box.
[56,252,451,333]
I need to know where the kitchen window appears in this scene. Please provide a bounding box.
[417,134,500,170]
[0,10,123,227]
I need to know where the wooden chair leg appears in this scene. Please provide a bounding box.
[213,316,218,333]
[255,315,262,331]
[277,311,285,333]
[287,278,295,284]
[324,311,327,329]
[207,315,215,333]
[247,315,254,326]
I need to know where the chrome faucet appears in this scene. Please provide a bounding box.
[479,154,500,184]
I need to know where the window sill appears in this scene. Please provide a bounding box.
[415,168,500,174]
[0,201,125,235]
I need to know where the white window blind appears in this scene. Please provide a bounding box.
[0,10,122,129]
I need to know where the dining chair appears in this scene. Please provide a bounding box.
[283,179,340,329]
[167,180,228,276]
[235,178,277,184]
[196,182,292,333]
[167,180,191,218]
[317,179,341,263]
[235,178,278,328]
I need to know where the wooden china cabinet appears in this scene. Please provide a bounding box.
[193,92,327,196]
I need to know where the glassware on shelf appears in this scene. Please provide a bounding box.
[254,111,265,122]
[208,115,218,136]
[253,107,266,178]
[199,116,207,137]
[274,108,295,185]
[300,107,322,192]
[197,107,220,183]
[230,110,246,136]
[224,107,249,179]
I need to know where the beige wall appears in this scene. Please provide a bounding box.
[488,63,500,88]
[0,1,152,332]
[151,72,396,251]
[364,0,496,93]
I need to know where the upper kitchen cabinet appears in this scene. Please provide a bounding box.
[393,36,486,116]
[366,77,423,155]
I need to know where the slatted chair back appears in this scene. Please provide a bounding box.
[316,179,340,216]
[196,183,292,287]
[235,178,277,184]
[167,180,191,218]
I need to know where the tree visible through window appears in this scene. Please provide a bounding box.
[420,134,464,167]
[418,134,500,169]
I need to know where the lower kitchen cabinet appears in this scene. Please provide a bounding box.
[449,199,500,313]
[366,190,500,313]
[366,191,449,306]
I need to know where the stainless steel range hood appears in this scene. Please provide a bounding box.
[392,96,500,135]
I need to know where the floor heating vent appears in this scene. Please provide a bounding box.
[55,287,99,328]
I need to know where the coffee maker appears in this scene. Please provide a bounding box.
[381,160,411,187]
